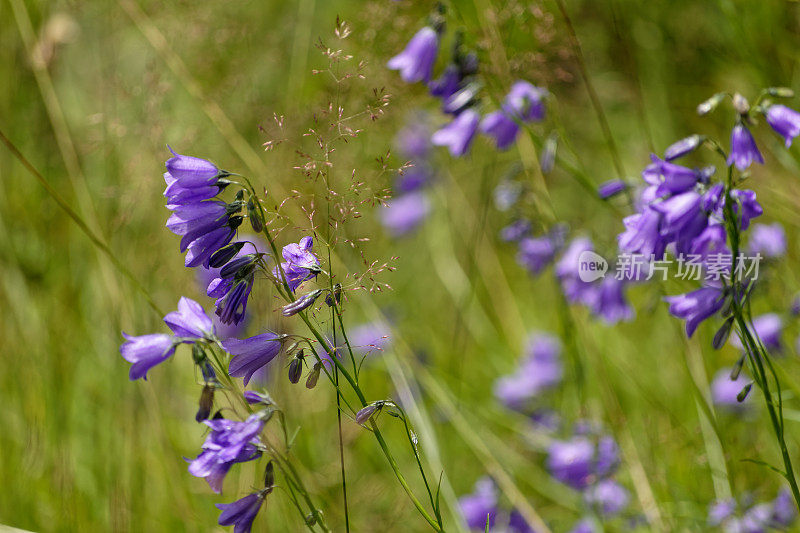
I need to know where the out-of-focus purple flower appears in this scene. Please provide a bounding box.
[569,518,599,533]
[480,111,519,150]
[275,236,320,292]
[651,191,708,243]
[504,81,547,122]
[766,104,800,147]
[494,333,562,409]
[665,285,727,338]
[494,180,523,212]
[739,503,772,533]
[688,224,730,262]
[166,147,223,187]
[506,510,535,533]
[727,124,764,171]
[729,189,763,231]
[348,322,391,357]
[556,237,600,306]
[731,313,783,353]
[459,477,497,530]
[429,64,461,100]
[530,410,561,433]
[395,165,431,193]
[546,435,619,490]
[431,109,481,157]
[387,27,438,83]
[216,491,266,533]
[710,368,751,411]
[223,332,283,385]
[618,208,666,259]
[748,223,786,258]
[708,499,737,527]
[643,155,700,196]
[664,134,703,161]
[119,333,177,380]
[516,235,559,275]
[380,191,431,236]
[500,219,531,242]
[584,479,630,517]
[598,179,627,199]
[590,277,634,324]
[770,488,797,528]
[164,296,214,340]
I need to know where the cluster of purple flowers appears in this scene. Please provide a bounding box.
[707,489,797,531]
[457,334,633,531]
[380,120,434,236]
[387,19,547,158]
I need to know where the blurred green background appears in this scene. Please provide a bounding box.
[2,0,800,531]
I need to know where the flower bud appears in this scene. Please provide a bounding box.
[732,93,750,115]
[244,390,272,405]
[540,133,558,174]
[737,382,753,402]
[288,355,303,384]
[730,355,746,380]
[195,384,215,422]
[282,290,323,317]
[767,87,794,98]
[356,401,385,425]
[305,362,322,389]
[697,92,726,116]
[325,284,343,307]
[305,513,317,526]
[209,241,246,268]
[192,344,207,365]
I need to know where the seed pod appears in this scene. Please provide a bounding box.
[730,355,746,380]
[209,242,246,268]
[264,461,274,489]
[228,215,244,230]
[712,317,735,350]
[305,513,317,526]
[305,362,321,389]
[737,382,753,403]
[288,357,303,384]
[247,198,263,233]
[195,384,214,422]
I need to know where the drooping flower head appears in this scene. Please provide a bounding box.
[275,236,320,292]
[211,254,258,326]
[223,332,284,386]
[766,104,800,147]
[727,124,764,171]
[664,285,727,338]
[387,27,439,83]
[431,109,481,157]
[119,333,177,381]
[216,491,267,533]
[164,296,215,340]
[480,111,519,150]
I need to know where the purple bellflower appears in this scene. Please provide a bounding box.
[431,109,481,157]
[119,333,177,381]
[166,147,223,187]
[480,111,519,150]
[210,255,258,326]
[387,27,438,83]
[583,479,630,517]
[546,435,619,490]
[223,332,284,385]
[275,236,320,292]
[766,104,800,147]
[728,124,764,171]
[216,491,267,533]
[664,135,703,161]
[164,296,215,340]
[664,285,727,337]
[494,333,562,409]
